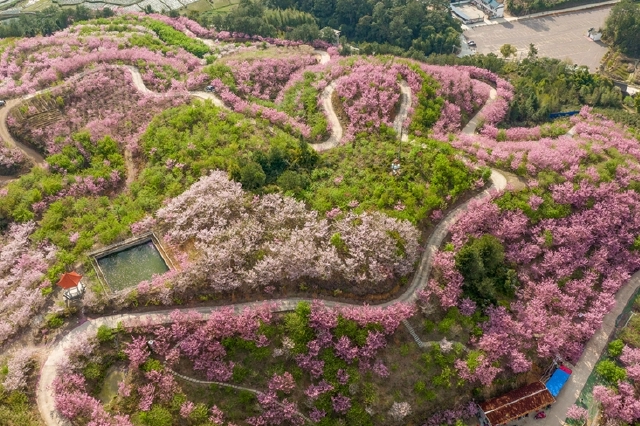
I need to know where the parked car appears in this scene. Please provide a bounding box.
[205,85,215,92]
[467,40,477,47]
[0,100,5,107]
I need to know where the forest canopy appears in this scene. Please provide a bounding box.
[603,0,640,58]
[207,0,461,56]
[0,6,113,38]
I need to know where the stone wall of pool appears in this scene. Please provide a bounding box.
[89,232,174,292]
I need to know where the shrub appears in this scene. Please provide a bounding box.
[437,317,456,335]
[238,161,266,190]
[137,405,174,426]
[232,365,251,382]
[189,403,209,423]
[45,313,65,329]
[608,339,625,358]
[596,360,627,385]
[455,235,516,305]
[82,362,104,381]
[620,315,640,348]
[145,19,209,58]
[0,390,41,426]
[423,320,436,333]
[96,325,115,343]
[141,359,164,372]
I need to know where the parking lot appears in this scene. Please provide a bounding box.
[464,6,612,71]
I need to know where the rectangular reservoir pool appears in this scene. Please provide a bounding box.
[95,239,169,291]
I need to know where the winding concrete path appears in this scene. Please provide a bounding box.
[459,87,640,426]
[125,65,228,109]
[313,49,330,65]
[311,81,342,152]
[393,80,412,143]
[27,43,638,426]
[312,77,411,152]
[0,98,46,167]
[0,68,105,180]
[0,66,229,186]
[462,88,497,135]
[37,167,506,426]
[535,274,640,426]
[36,78,508,425]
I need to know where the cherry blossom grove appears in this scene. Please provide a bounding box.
[5,9,640,426]
[8,65,188,155]
[132,170,420,297]
[421,107,640,386]
[0,19,200,98]
[0,142,27,175]
[593,345,640,423]
[0,221,56,345]
[51,301,415,425]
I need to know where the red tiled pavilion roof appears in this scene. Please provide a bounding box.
[57,271,83,289]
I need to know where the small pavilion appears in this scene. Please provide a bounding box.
[57,271,86,301]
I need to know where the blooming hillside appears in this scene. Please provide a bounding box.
[4,10,640,426]
[420,108,640,387]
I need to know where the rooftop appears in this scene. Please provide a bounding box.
[479,382,555,426]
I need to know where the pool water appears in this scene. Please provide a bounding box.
[99,367,125,404]
[96,240,169,291]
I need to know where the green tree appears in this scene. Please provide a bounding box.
[603,0,640,57]
[608,339,625,357]
[137,405,173,426]
[596,359,627,385]
[500,43,518,58]
[238,161,266,190]
[277,170,309,192]
[635,94,640,113]
[213,0,277,37]
[212,0,461,56]
[0,5,114,38]
[455,235,516,305]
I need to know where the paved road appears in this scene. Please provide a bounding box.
[463,88,498,135]
[314,49,330,65]
[465,6,611,71]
